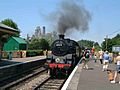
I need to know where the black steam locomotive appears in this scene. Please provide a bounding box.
[48,34,81,78]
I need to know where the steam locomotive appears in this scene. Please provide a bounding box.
[48,34,81,78]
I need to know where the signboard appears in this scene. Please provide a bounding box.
[112,46,120,52]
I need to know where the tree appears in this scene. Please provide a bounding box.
[28,38,49,50]
[40,38,49,50]
[101,34,120,52]
[101,38,114,52]
[77,40,100,51]
[78,40,93,48]
[28,38,40,50]
[1,19,19,30]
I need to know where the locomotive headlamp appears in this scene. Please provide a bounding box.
[55,58,61,63]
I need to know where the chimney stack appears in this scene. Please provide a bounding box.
[59,34,64,39]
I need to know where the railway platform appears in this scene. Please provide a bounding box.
[10,55,46,63]
[0,56,46,67]
[64,60,120,90]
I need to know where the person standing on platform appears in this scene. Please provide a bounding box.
[8,52,12,60]
[99,50,104,64]
[111,53,120,84]
[45,50,48,58]
[102,51,110,71]
[91,47,95,60]
[94,54,97,63]
[82,49,90,69]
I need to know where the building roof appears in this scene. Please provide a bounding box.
[0,23,20,32]
[12,37,27,44]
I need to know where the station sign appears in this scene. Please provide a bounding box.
[112,46,120,52]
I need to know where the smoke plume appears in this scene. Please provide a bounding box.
[56,0,91,34]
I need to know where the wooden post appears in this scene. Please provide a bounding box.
[106,35,108,51]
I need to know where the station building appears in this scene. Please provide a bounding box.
[3,37,27,51]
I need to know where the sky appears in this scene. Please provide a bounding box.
[0,0,120,44]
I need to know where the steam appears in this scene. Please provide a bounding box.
[57,0,91,34]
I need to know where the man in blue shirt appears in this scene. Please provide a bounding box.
[102,51,110,71]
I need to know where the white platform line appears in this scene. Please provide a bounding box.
[61,59,82,90]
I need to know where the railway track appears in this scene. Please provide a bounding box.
[34,77,66,90]
[1,67,48,90]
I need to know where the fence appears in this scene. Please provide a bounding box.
[1,50,44,59]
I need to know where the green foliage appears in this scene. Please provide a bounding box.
[78,40,93,48]
[28,38,49,50]
[77,40,100,51]
[40,38,50,50]
[1,18,19,30]
[28,38,41,50]
[44,33,58,46]
[112,34,120,44]
[44,36,55,46]
[26,50,43,57]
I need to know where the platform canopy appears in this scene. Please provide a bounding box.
[0,23,20,36]
[0,23,20,60]
[0,23,20,42]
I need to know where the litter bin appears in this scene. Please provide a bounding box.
[8,52,12,60]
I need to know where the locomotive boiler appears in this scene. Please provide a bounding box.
[48,34,81,78]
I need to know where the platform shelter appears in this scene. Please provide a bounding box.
[0,23,20,60]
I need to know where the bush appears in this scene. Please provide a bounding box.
[26,50,43,57]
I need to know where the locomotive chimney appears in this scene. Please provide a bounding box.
[59,34,64,39]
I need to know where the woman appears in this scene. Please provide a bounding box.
[99,50,103,64]
[82,49,90,69]
[111,53,120,84]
